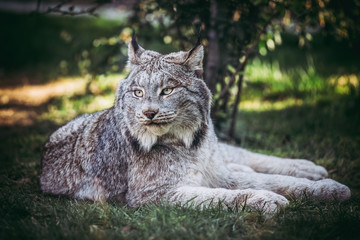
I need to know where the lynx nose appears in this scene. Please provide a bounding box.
[143,109,158,120]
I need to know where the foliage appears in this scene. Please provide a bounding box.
[4,0,360,139]
[123,0,360,138]
[0,10,126,83]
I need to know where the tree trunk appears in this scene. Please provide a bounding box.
[205,0,220,94]
[228,69,245,139]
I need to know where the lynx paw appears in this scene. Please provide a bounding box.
[309,179,351,202]
[285,159,328,180]
[238,190,289,214]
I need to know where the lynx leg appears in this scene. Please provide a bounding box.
[74,177,107,202]
[232,172,350,202]
[219,143,328,180]
[168,186,289,213]
[245,152,328,180]
[226,163,255,173]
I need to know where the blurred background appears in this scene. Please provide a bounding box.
[1,1,360,239]
[0,0,360,184]
[1,0,360,133]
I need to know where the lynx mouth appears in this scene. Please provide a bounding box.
[143,121,170,126]
[137,114,176,128]
[140,118,175,126]
[142,121,172,136]
[136,113,177,127]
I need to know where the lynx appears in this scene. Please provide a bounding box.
[40,33,350,213]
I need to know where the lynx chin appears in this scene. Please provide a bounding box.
[40,33,350,213]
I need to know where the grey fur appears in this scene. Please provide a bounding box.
[40,39,350,213]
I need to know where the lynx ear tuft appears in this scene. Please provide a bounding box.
[127,29,144,68]
[131,29,139,53]
[183,30,204,78]
[184,44,204,78]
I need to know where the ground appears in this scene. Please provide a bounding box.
[1,70,360,239]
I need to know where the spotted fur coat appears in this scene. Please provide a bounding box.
[40,33,350,213]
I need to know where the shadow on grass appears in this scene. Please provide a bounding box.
[1,93,360,239]
[234,95,360,190]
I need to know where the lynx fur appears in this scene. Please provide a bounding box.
[40,34,350,213]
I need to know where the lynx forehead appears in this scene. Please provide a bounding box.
[40,32,350,214]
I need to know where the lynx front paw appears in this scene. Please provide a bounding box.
[238,190,289,214]
[309,179,351,202]
[285,159,328,180]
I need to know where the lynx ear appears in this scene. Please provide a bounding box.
[127,30,144,67]
[184,39,204,78]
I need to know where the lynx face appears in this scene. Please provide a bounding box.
[117,43,211,151]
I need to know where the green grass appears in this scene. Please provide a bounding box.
[1,78,360,239]
[36,73,123,124]
[1,121,359,240]
[243,57,359,102]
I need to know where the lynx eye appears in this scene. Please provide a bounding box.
[134,90,143,97]
[161,88,173,95]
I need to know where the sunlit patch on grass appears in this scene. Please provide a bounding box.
[241,98,304,111]
[329,74,359,94]
[88,73,126,94]
[38,73,124,124]
[0,73,125,126]
[0,77,87,106]
[0,77,87,126]
[0,108,37,126]
[242,57,351,102]
[86,95,116,112]
[244,58,294,95]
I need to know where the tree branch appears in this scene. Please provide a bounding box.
[228,67,245,139]
[224,10,279,140]
[218,12,278,100]
[37,0,103,16]
[36,0,42,12]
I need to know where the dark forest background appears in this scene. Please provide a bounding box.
[1,1,360,239]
